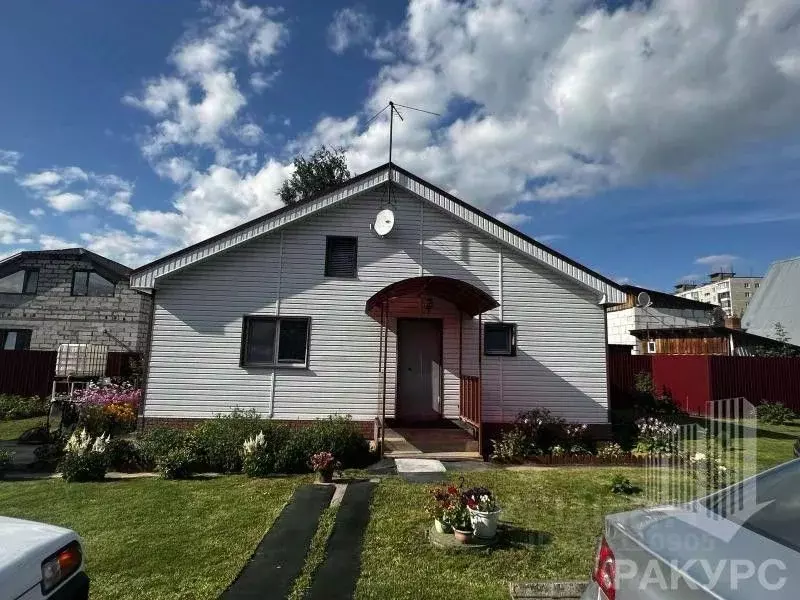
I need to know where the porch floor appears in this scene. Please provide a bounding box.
[382,426,482,461]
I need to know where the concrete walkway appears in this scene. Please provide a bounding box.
[394,458,447,483]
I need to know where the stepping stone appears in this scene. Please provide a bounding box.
[307,481,376,600]
[222,484,334,600]
[395,458,447,483]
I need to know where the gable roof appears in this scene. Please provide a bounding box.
[130,163,626,303]
[742,256,800,343]
[620,284,716,312]
[0,247,132,282]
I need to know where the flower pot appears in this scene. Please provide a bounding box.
[434,519,452,534]
[453,528,473,544]
[468,508,501,539]
[316,470,333,483]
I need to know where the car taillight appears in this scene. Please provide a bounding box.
[41,541,82,593]
[593,536,616,600]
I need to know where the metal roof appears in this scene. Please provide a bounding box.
[365,276,499,317]
[130,163,626,304]
[742,257,800,344]
[620,284,715,311]
[0,247,132,281]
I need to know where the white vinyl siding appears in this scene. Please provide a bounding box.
[144,185,609,424]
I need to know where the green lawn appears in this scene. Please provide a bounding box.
[356,468,650,600]
[750,420,800,471]
[0,417,45,441]
[0,476,305,600]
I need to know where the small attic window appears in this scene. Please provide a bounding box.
[0,269,38,294]
[72,270,115,297]
[324,236,358,278]
[484,323,516,356]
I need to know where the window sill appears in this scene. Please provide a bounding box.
[241,363,309,370]
[323,275,358,281]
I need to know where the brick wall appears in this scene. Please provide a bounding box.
[0,256,152,352]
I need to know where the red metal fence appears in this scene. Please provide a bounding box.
[609,353,800,414]
[0,351,141,398]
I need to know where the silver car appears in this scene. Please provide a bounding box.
[583,459,800,599]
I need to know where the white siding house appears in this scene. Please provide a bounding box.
[131,164,625,448]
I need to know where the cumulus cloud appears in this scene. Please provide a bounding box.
[79,230,170,268]
[495,211,531,227]
[328,7,373,54]
[29,208,45,218]
[18,166,134,215]
[0,150,21,175]
[695,254,740,267]
[0,210,34,245]
[39,234,76,250]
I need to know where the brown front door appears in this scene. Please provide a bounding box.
[396,318,442,422]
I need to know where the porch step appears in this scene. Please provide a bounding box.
[383,427,480,455]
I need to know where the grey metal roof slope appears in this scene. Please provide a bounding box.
[130,163,625,303]
[0,247,132,282]
[742,257,800,344]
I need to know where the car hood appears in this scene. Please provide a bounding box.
[609,505,800,600]
[0,516,80,599]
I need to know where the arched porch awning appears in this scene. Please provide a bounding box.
[365,276,499,318]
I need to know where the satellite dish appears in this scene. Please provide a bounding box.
[372,208,395,237]
[636,291,652,308]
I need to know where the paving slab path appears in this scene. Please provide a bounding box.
[394,458,447,483]
[222,484,334,600]
[306,481,376,600]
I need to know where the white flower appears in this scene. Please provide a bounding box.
[92,433,109,454]
[691,452,707,463]
[718,465,727,472]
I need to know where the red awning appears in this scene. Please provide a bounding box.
[364,276,498,318]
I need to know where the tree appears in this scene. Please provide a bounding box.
[278,146,351,204]
[752,322,800,357]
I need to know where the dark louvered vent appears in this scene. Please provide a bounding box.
[325,236,358,278]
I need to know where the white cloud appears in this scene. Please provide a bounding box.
[306,0,800,217]
[536,234,566,244]
[18,166,134,215]
[29,208,45,218]
[236,122,263,145]
[47,192,89,212]
[677,273,703,283]
[495,211,531,226]
[0,210,34,245]
[39,234,76,250]
[79,230,169,268]
[250,70,280,92]
[154,156,195,184]
[0,150,21,175]
[328,7,373,54]
[695,254,740,267]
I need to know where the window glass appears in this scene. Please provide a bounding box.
[72,271,89,296]
[324,236,358,278]
[87,272,115,296]
[484,323,516,356]
[278,318,309,363]
[245,319,276,365]
[1,330,31,350]
[23,270,38,294]
[0,270,25,293]
[3,332,17,350]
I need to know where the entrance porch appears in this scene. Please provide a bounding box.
[365,276,498,458]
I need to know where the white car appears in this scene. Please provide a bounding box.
[0,517,89,600]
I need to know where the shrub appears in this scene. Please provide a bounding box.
[634,417,680,455]
[756,402,796,426]
[34,441,64,466]
[59,429,109,482]
[0,395,48,420]
[490,429,528,463]
[610,473,638,495]
[597,442,626,460]
[0,450,13,478]
[689,452,731,491]
[298,417,372,468]
[106,438,146,472]
[157,446,196,480]
[242,431,272,477]
[514,409,568,453]
[138,427,191,469]
[190,410,272,473]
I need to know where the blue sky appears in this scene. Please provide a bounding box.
[1,0,798,292]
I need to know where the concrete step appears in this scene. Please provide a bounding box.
[384,427,480,454]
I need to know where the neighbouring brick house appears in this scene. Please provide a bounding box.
[0,248,152,352]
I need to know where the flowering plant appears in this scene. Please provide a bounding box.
[60,428,109,482]
[689,451,731,490]
[634,417,680,455]
[242,431,272,477]
[72,382,141,435]
[462,486,499,513]
[310,451,340,474]
[443,502,472,531]
[427,485,460,520]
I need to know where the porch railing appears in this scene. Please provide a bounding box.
[459,375,481,429]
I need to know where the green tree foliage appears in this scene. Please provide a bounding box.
[752,322,800,357]
[278,146,351,204]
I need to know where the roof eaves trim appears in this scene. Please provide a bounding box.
[130,167,390,289]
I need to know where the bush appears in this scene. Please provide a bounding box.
[597,442,626,460]
[0,395,48,420]
[633,417,680,456]
[514,409,568,453]
[59,430,109,482]
[610,473,638,495]
[190,410,277,473]
[490,429,528,463]
[756,402,796,426]
[138,427,191,469]
[297,417,372,468]
[157,446,197,480]
[242,432,272,477]
[107,438,147,472]
[0,450,13,478]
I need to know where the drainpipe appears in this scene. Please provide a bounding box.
[268,231,284,419]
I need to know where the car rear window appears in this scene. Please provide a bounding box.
[704,461,800,552]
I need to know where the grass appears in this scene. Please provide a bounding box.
[355,468,649,600]
[750,420,800,471]
[0,475,306,600]
[0,416,45,441]
[288,504,339,600]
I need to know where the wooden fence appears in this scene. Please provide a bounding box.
[609,352,800,414]
[0,350,141,398]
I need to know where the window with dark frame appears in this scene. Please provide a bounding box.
[1,329,32,350]
[241,316,310,367]
[0,269,38,294]
[72,270,115,297]
[324,236,358,278]
[484,322,516,356]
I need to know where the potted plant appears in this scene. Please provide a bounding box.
[445,503,473,544]
[463,487,501,539]
[310,451,339,483]
[428,486,458,533]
